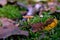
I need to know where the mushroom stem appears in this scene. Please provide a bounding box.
[23,16,33,24]
[27,18,30,22]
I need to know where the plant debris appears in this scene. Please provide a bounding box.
[31,22,44,32]
[0,18,29,39]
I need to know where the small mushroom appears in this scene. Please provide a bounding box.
[23,16,33,22]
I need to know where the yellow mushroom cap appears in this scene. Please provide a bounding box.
[23,16,33,18]
[32,0,47,2]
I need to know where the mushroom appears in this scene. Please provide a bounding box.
[23,16,33,22]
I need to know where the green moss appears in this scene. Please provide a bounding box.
[0,5,22,19]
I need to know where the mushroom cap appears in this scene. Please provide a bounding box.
[32,0,47,2]
[23,16,34,18]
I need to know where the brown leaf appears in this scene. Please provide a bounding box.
[0,18,29,39]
